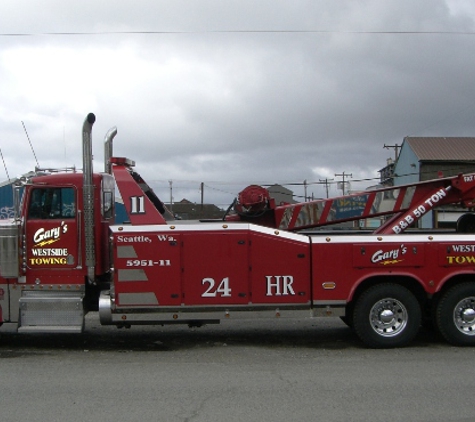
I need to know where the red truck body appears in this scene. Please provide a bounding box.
[1,113,475,348]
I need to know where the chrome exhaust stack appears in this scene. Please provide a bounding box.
[82,113,96,283]
[104,126,118,174]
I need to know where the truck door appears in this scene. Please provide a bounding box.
[182,232,250,305]
[24,187,80,275]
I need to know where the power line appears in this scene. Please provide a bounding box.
[335,171,352,195]
[147,163,475,204]
[319,178,334,198]
[3,30,475,37]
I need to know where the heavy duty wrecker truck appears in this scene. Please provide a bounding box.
[1,113,475,348]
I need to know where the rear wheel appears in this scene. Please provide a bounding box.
[435,283,475,346]
[352,283,421,348]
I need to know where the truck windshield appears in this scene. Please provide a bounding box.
[28,187,76,219]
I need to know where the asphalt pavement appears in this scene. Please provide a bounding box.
[0,314,473,422]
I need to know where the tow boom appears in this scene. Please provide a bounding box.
[229,174,475,233]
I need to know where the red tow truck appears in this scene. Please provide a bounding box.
[1,113,475,348]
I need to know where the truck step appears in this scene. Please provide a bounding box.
[18,292,85,333]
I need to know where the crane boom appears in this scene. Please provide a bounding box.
[230,174,475,233]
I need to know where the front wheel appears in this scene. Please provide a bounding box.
[435,283,475,346]
[352,283,421,348]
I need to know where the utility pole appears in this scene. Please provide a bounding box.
[303,180,308,202]
[384,143,401,161]
[335,172,352,195]
[200,182,204,213]
[169,180,173,213]
[319,178,334,198]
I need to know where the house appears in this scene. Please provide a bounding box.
[166,199,224,220]
[166,185,296,221]
[378,158,396,187]
[393,137,475,228]
[0,173,34,219]
[267,184,295,205]
[0,178,16,219]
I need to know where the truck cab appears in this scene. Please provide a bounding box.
[0,170,115,332]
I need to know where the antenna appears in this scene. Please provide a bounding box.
[0,148,10,182]
[21,121,40,168]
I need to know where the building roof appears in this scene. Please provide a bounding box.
[166,200,224,220]
[404,137,475,161]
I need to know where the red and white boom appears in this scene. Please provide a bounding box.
[230,175,475,233]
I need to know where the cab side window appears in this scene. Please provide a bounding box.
[28,187,76,219]
[102,191,113,219]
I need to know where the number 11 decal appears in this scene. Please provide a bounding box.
[130,196,145,214]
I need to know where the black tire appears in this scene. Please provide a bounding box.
[340,316,352,327]
[435,283,475,346]
[352,283,421,348]
[456,213,475,233]
[340,302,355,328]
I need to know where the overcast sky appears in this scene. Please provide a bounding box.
[1,0,475,207]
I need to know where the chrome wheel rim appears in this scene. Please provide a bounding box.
[369,298,408,337]
[453,296,475,336]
